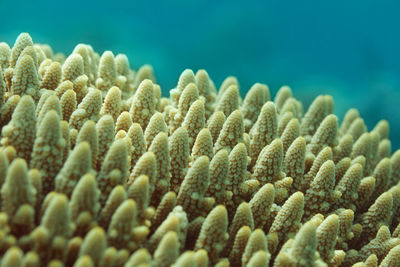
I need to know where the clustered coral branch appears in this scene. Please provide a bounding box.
[0,33,399,267]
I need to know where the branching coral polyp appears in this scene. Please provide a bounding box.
[0,33,399,267]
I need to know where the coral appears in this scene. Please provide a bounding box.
[0,32,399,266]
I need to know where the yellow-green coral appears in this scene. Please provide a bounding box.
[0,32,399,267]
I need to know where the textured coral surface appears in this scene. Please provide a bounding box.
[0,33,399,267]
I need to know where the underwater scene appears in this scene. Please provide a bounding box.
[1,0,400,150]
[0,0,400,266]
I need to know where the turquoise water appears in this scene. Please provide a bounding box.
[1,0,399,149]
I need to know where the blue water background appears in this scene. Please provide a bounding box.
[1,0,399,149]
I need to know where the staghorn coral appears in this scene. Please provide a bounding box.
[0,32,399,267]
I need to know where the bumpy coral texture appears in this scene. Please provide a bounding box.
[0,33,399,267]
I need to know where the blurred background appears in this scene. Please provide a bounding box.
[1,0,399,149]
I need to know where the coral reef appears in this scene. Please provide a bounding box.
[0,33,399,267]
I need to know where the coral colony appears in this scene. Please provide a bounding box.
[0,33,399,267]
